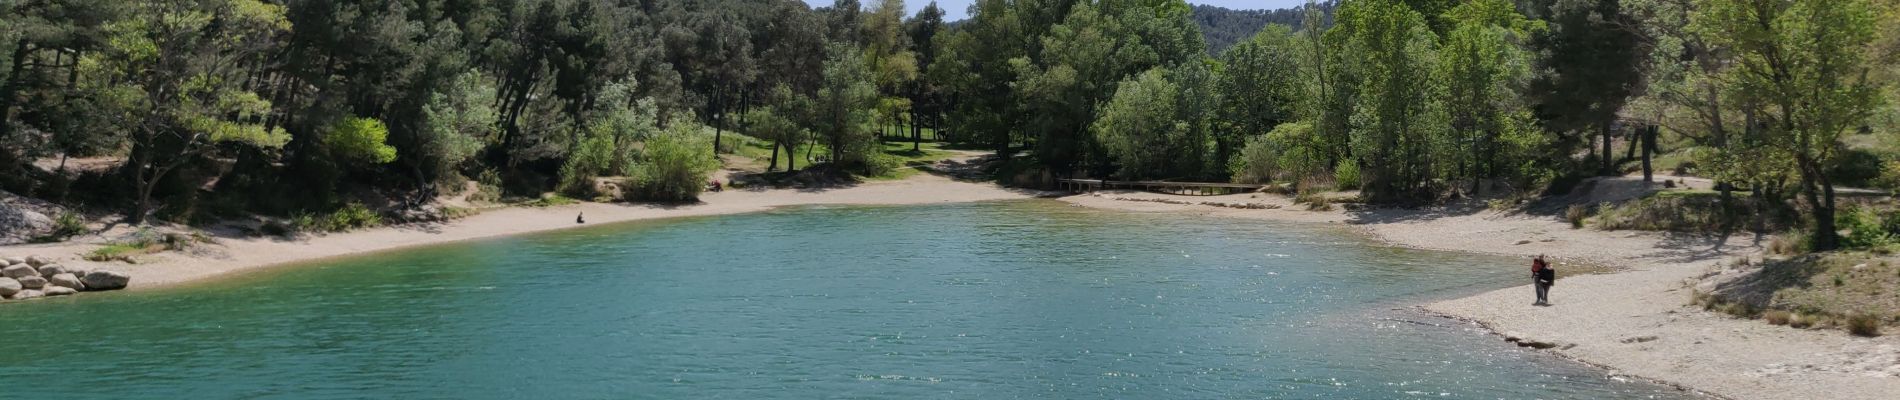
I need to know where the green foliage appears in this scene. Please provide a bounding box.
[420,72,499,180]
[1837,206,1900,250]
[1695,0,1885,250]
[814,43,883,168]
[1094,68,1187,179]
[631,124,720,202]
[1216,24,1304,175]
[295,203,383,233]
[1334,160,1361,190]
[1335,0,1447,202]
[326,117,398,165]
[30,213,88,243]
[84,228,198,262]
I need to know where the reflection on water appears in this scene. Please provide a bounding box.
[0,201,1690,398]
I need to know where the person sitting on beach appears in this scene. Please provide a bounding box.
[708,179,723,192]
[576,212,585,224]
[1531,254,1555,306]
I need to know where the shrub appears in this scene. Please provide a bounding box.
[294,203,383,233]
[858,151,902,177]
[1837,206,1896,249]
[1333,160,1360,191]
[1294,188,1333,211]
[1763,310,1793,325]
[631,125,719,202]
[558,134,619,196]
[471,169,504,202]
[85,228,195,262]
[1770,230,1810,255]
[31,212,87,242]
[1789,314,1815,329]
[1230,134,1280,184]
[1565,204,1590,229]
[325,117,398,165]
[1846,314,1882,337]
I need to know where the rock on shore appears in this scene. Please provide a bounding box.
[0,254,131,301]
[2,263,38,279]
[79,270,130,291]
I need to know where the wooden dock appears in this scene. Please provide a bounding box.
[1057,179,1266,196]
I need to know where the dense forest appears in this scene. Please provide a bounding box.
[2,0,1899,251]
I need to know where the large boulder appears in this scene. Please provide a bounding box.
[0,277,19,297]
[2,264,40,279]
[37,264,68,277]
[47,273,83,290]
[0,256,17,266]
[24,255,48,267]
[80,270,130,291]
[43,286,76,296]
[16,275,47,290]
[10,289,43,300]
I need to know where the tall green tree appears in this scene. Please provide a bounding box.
[1215,24,1303,176]
[1694,0,1886,250]
[1437,0,1544,192]
[1335,0,1447,202]
[1529,0,1644,176]
[89,0,294,222]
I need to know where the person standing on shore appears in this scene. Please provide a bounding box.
[1531,255,1555,306]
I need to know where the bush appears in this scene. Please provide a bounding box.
[558,134,619,196]
[84,228,197,262]
[1838,206,1900,250]
[1771,230,1810,255]
[325,117,398,165]
[1565,204,1590,229]
[294,202,383,233]
[31,212,87,242]
[631,125,720,202]
[1846,314,1882,337]
[1763,310,1793,325]
[1828,148,1884,188]
[1789,313,1816,329]
[1334,160,1360,191]
[858,151,902,177]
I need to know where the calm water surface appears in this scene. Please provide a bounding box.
[0,201,1689,398]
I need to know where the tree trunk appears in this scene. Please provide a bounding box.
[911,109,921,152]
[1799,158,1840,251]
[1600,119,1615,176]
[768,142,780,172]
[786,142,798,171]
[0,39,31,142]
[1641,125,1655,185]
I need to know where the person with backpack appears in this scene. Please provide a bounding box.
[1531,254,1556,306]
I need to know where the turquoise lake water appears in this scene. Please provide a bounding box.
[0,201,1690,398]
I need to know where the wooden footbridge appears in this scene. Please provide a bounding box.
[1057,179,1267,196]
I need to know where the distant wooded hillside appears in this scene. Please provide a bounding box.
[1193,2,1335,55]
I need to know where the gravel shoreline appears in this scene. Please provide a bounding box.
[1060,190,1900,400]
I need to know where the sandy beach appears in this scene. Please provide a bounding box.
[1061,190,1900,400]
[0,169,1034,290]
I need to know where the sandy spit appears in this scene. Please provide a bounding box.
[0,172,1034,290]
[1061,190,1900,400]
